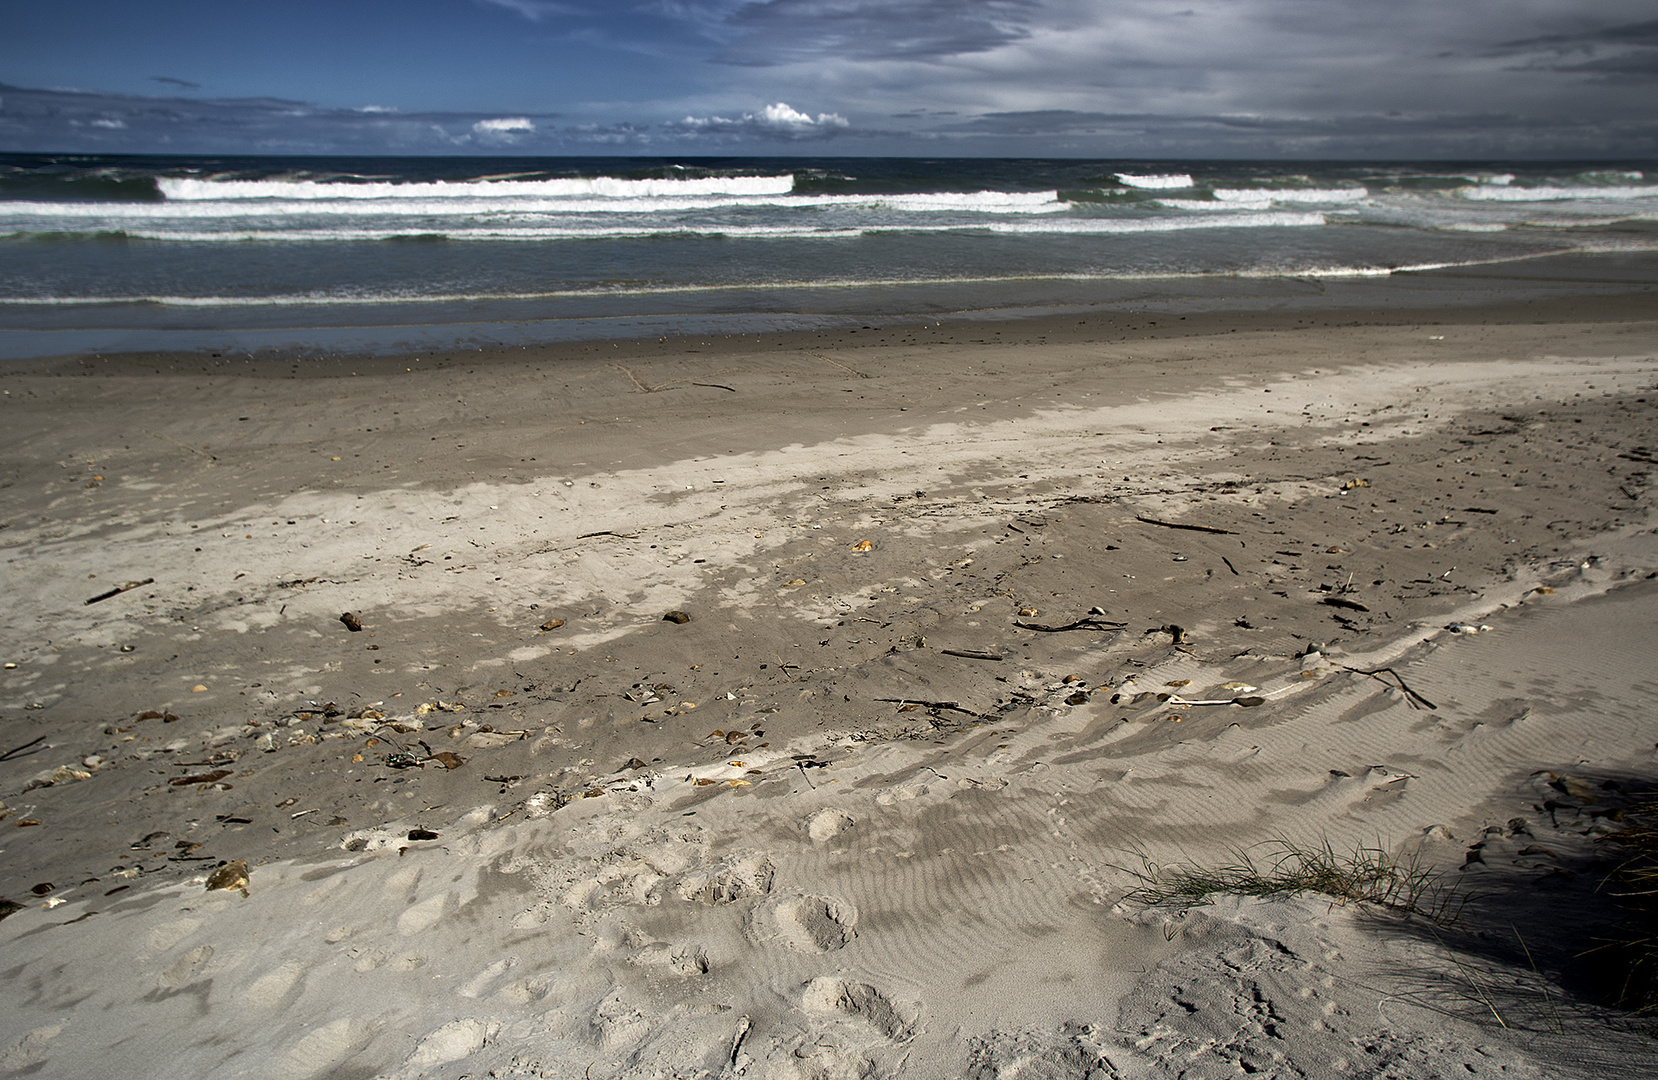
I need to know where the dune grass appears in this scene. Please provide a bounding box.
[1125,838,1467,925]
[1595,800,1658,1011]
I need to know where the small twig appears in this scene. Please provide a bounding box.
[1135,515,1236,535]
[940,648,1003,661]
[876,697,989,718]
[692,382,737,392]
[1015,616,1126,633]
[612,364,652,392]
[728,1015,752,1070]
[1339,664,1437,710]
[0,735,48,761]
[813,353,871,379]
[1221,556,1239,575]
[576,530,640,540]
[85,578,154,605]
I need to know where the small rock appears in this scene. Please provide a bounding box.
[205,861,250,897]
[407,828,439,841]
[662,610,692,624]
[340,612,363,632]
[539,618,566,632]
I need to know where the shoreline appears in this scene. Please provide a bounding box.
[5,248,1657,368]
[2,303,1657,1077]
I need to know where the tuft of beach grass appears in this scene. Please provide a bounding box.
[1593,799,1658,1011]
[1124,838,1467,925]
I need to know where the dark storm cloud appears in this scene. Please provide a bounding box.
[1496,18,1658,52]
[714,0,1041,65]
[1487,17,1658,81]
[934,107,1658,158]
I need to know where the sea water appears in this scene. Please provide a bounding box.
[1,154,1654,357]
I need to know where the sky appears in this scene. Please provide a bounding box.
[1,0,1655,158]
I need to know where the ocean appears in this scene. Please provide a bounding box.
[2,154,1655,358]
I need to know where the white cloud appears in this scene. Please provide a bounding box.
[473,116,536,135]
[668,101,850,140]
[474,0,578,21]
[89,118,127,129]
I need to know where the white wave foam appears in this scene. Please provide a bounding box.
[158,174,798,200]
[1459,183,1658,202]
[1212,187,1368,204]
[3,210,1326,244]
[1155,197,1270,211]
[979,211,1324,234]
[1114,173,1193,190]
[2,189,1065,222]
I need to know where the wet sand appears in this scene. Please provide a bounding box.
[2,299,1657,1078]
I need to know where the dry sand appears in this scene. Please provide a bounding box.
[3,302,1658,1078]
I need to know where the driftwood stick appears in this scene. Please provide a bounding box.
[0,735,48,762]
[1135,515,1236,535]
[85,578,154,605]
[1015,617,1126,633]
[875,697,988,718]
[940,648,1003,661]
[1339,665,1437,710]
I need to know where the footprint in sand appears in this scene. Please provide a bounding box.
[800,977,919,1042]
[404,1018,500,1069]
[156,944,213,989]
[806,809,856,843]
[274,1017,378,1080]
[590,987,653,1052]
[458,955,518,998]
[629,941,712,975]
[244,961,306,1010]
[396,890,453,934]
[674,854,774,905]
[143,917,202,956]
[752,893,858,953]
[0,1023,65,1073]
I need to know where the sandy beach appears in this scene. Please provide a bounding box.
[3,297,1657,1079]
